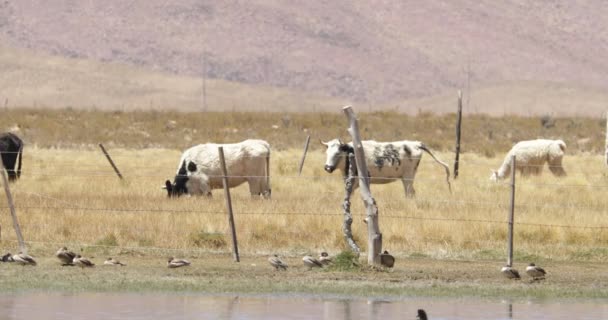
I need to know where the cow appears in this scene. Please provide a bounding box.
[490,139,567,180]
[164,139,271,198]
[0,132,23,182]
[321,139,450,197]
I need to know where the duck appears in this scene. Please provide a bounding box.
[73,254,95,268]
[268,254,288,271]
[1,252,13,262]
[12,252,37,266]
[104,257,126,266]
[318,252,332,265]
[417,309,428,320]
[501,265,520,279]
[380,250,395,268]
[525,263,546,280]
[55,247,76,266]
[302,255,323,269]
[167,257,191,268]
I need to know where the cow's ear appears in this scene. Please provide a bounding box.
[164,180,173,195]
[320,140,329,147]
[338,139,344,145]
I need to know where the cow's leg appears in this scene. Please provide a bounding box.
[401,160,419,198]
[247,178,265,199]
[548,156,566,177]
[402,177,415,197]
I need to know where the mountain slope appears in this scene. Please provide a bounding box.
[1,1,608,115]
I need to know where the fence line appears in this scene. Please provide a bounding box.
[10,170,608,189]
[3,204,608,230]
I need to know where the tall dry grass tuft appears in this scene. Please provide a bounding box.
[1,145,607,262]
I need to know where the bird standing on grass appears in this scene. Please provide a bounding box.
[167,257,191,268]
[104,257,126,266]
[501,265,520,279]
[12,252,36,266]
[73,254,95,268]
[302,255,323,270]
[380,250,395,268]
[55,247,76,266]
[417,309,428,320]
[526,263,546,280]
[268,254,288,271]
[318,252,332,265]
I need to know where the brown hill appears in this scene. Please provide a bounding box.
[1,1,608,115]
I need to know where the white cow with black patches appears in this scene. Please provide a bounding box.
[165,139,271,198]
[322,139,451,197]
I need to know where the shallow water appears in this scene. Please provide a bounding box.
[1,293,606,320]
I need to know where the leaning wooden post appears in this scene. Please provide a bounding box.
[507,155,516,267]
[98,143,123,179]
[454,90,463,179]
[219,146,240,262]
[0,157,26,253]
[298,135,311,175]
[342,106,382,266]
[342,153,360,253]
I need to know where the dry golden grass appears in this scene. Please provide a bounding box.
[1,146,607,263]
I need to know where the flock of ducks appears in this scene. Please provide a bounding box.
[2,247,546,285]
[501,263,547,281]
[269,252,333,271]
[0,247,192,269]
[268,250,396,271]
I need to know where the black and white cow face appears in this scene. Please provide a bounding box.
[164,160,197,197]
[321,139,353,173]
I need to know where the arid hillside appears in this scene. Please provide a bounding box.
[1,1,608,115]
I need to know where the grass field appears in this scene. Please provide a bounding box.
[1,109,607,295]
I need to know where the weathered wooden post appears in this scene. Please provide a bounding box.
[507,155,516,267]
[454,90,463,179]
[219,146,240,262]
[342,106,382,265]
[0,157,26,253]
[342,153,360,253]
[298,135,311,176]
[98,143,123,179]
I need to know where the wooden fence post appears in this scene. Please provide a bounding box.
[507,155,516,267]
[219,146,240,262]
[342,106,382,266]
[98,144,123,179]
[454,90,463,179]
[0,157,26,253]
[298,135,311,176]
[342,153,360,253]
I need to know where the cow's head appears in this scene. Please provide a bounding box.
[164,160,197,197]
[489,170,500,182]
[320,139,352,173]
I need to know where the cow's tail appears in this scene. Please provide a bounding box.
[16,144,22,179]
[419,144,451,193]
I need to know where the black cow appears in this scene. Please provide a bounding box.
[0,132,23,181]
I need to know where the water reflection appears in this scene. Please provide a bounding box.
[0,293,606,320]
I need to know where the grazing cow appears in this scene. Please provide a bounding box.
[490,139,566,181]
[321,139,450,197]
[165,139,271,198]
[0,132,23,182]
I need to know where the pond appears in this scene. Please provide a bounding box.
[1,293,606,319]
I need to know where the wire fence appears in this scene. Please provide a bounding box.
[1,150,608,264]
